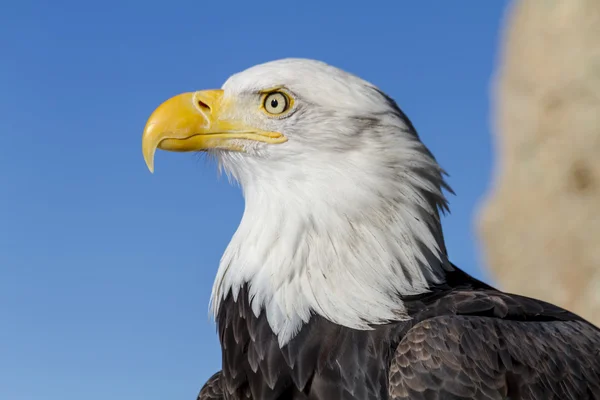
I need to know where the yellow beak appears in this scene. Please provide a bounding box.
[141,90,287,173]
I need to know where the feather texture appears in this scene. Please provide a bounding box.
[198,372,225,400]
[389,316,600,399]
[199,268,600,399]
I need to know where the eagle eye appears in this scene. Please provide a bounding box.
[262,92,290,116]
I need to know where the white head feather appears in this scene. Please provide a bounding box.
[209,58,452,346]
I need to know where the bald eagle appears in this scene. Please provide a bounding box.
[142,59,600,400]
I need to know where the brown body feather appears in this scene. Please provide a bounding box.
[198,267,600,400]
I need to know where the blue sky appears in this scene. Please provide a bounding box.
[0,1,509,399]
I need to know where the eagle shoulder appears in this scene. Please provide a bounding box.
[389,291,600,400]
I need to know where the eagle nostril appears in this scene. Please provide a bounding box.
[197,99,211,111]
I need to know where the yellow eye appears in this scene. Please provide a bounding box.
[263,92,289,115]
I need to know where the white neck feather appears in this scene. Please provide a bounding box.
[209,127,452,346]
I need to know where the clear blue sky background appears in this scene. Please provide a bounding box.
[1,1,510,399]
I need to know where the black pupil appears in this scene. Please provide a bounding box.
[270,98,279,109]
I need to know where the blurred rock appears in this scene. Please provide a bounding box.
[478,0,600,326]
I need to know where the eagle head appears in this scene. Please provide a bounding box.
[142,58,452,345]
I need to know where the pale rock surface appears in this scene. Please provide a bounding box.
[478,0,600,326]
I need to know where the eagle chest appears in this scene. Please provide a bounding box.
[216,288,404,400]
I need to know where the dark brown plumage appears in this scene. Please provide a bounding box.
[198,266,600,400]
[198,372,225,400]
